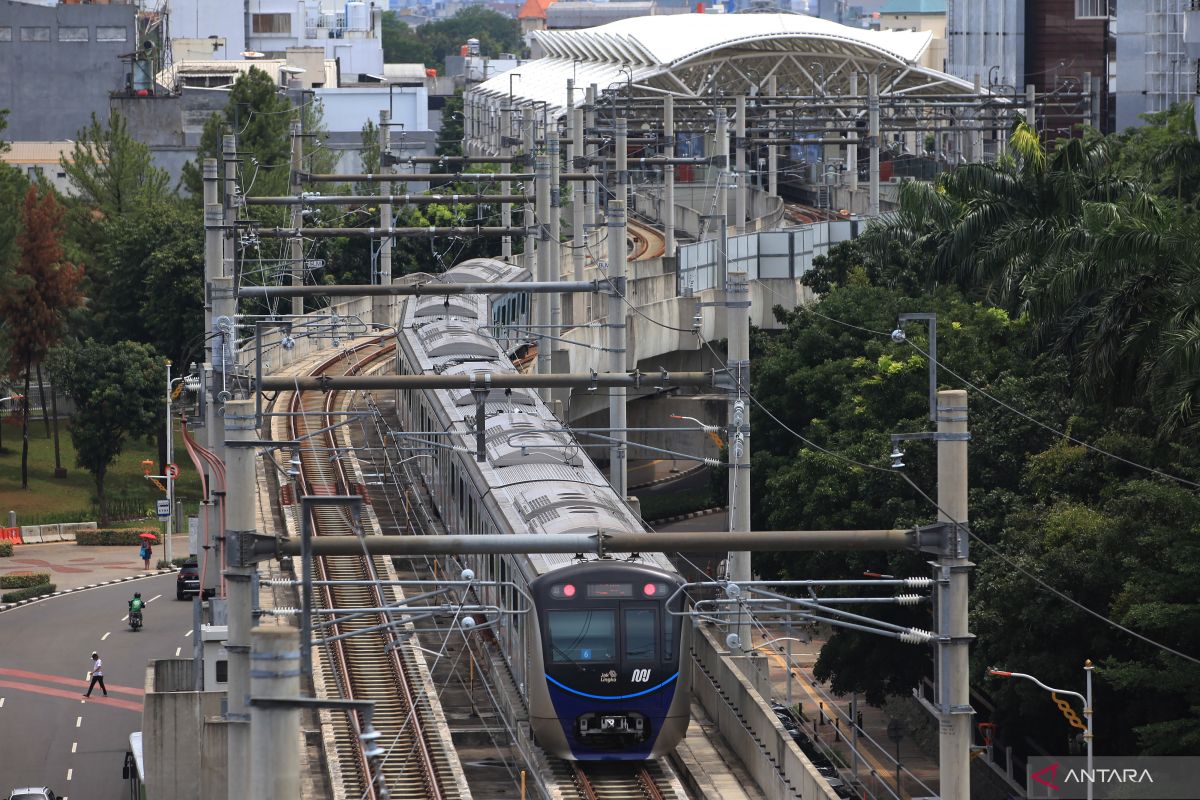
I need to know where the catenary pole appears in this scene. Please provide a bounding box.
[289,122,304,318]
[936,388,971,799]
[608,192,628,499]
[727,269,752,651]
[664,94,676,260]
[501,105,513,261]
[535,152,552,401]
[735,95,747,235]
[868,72,880,217]
[378,110,393,325]
[250,626,300,796]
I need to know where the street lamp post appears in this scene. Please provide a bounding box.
[989,661,1095,800]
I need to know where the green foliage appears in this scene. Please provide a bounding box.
[180,67,295,198]
[0,572,51,589]
[1,583,56,603]
[60,112,170,219]
[382,8,522,68]
[0,541,11,558]
[437,92,465,157]
[74,528,159,546]
[48,340,162,525]
[80,200,204,364]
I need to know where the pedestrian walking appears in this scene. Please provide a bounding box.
[139,540,152,570]
[83,651,107,698]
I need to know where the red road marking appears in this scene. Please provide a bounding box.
[0,679,142,712]
[0,668,143,697]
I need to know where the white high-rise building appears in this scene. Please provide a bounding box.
[945,0,1024,92]
[1115,0,1191,130]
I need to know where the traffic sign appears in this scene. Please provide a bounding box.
[165,463,180,479]
[156,499,171,518]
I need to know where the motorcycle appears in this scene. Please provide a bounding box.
[129,609,143,631]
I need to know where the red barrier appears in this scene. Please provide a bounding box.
[0,527,22,544]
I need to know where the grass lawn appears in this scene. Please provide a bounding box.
[0,417,202,525]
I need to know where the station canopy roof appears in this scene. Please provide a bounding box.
[470,12,977,119]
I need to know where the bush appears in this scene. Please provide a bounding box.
[75,529,159,546]
[1,583,56,603]
[0,572,51,589]
[0,541,12,558]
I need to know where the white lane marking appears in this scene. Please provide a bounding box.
[66,768,73,781]
[121,614,129,622]
[184,629,193,637]
[75,716,82,728]
[101,631,111,641]
[71,742,77,753]
[175,647,182,657]
[148,593,162,603]
[0,697,5,707]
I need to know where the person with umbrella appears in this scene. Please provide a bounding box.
[138,532,156,570]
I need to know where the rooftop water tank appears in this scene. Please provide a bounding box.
[345,1,369,30]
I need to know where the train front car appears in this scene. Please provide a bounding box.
[528,561,691,761]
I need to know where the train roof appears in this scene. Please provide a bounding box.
[397,260,673,577]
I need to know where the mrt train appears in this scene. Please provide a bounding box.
[395,257,692,760]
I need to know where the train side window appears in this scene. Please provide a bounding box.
[624,608,657,662]
[663,615,676,664]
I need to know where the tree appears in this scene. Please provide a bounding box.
[437,92,465,158]
[381,8,522,69]
[180,67,294,198]
[49,339,160,525]
[0,185,83,487]
[60,111,170,219]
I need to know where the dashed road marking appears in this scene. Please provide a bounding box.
[72,741,77,753]
[75,715,82,728]
[148,593,162,603]
[175,647,182,657]
[184,629,193,637]
[66,767,72,781]
[101,631,111,641]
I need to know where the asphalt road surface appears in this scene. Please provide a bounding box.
[0,573,194,799]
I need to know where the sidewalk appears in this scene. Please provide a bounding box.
[0,533,189,593]
[757,627,941,800]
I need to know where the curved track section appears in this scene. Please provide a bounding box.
[627,218,666,261]
[272,338,466,800]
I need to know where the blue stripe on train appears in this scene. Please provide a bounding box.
[545,672,679,700]
[545,673,679,760]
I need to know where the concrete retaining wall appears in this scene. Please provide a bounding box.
[144,657,225,800]
[691,625,839,800]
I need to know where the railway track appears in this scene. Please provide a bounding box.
[627,218,666,260]
[273,337,466,800]
[557,760,679,800]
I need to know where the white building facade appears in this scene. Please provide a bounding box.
[166,0,384,78]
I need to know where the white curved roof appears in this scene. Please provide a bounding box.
[537,13,931,66]
[472,12,972,118]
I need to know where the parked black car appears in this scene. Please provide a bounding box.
[176,560,213,600]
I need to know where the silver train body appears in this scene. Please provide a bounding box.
[394,257,692,760]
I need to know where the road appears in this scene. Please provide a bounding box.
[0,573,193,799]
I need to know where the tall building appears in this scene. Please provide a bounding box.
[946,0,1025,92]
[947,0,1113,133]
[1115,0,1191,130]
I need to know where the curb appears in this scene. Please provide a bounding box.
[646,506,727,526]
[0,568,178,614]
[629,462,708,492]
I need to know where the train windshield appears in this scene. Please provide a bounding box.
[548,610,616,664]
[624,609,657,661]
